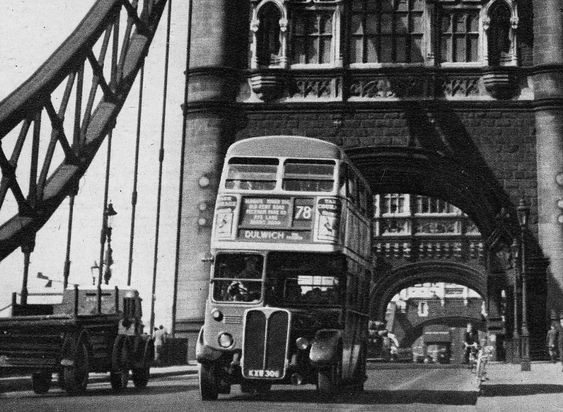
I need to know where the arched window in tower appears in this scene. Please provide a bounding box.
[487,1,511,66]
[257,2,282,66]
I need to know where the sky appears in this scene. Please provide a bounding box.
[0,0,191,331]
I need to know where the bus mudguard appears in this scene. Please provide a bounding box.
[195,327,222,363]
[309,329,342,366]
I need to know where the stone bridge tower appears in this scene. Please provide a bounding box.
[175,0,563,358]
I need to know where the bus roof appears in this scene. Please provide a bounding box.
[228,136,343,160]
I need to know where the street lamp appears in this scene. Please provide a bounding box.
[510,239,520,364]
[517,197,531,371]
[90,262,99,286]
[98,203,117,287]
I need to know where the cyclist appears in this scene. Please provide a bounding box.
[463,322,480,365]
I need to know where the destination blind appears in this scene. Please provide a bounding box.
[238,197,313,242]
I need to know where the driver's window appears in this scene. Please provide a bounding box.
[213,254,263,302]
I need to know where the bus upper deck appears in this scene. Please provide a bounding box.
[212,136,372,256]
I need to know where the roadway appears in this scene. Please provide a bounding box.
[0,364,479,412]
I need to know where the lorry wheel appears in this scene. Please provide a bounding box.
[317,356,342,396]
[199,362,218,401]
[63,341,89,394]
[132,367,150,388]
[132,339,153,389]
[31,371,52,394]
[111,336,130,391]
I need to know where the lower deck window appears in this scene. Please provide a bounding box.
[265,252,345,307]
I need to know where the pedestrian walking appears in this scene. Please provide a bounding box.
[546,324,558,363]
[154,324,167,364]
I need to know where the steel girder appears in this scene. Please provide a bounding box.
[0,0,168,260]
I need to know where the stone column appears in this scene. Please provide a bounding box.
[174,0,248,347]
[533,0,563,316]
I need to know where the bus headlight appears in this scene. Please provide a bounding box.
[218,333,234,348]
[296,337,310,350]
[211,309,223,322]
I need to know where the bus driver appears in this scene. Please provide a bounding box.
[225,256,261,301]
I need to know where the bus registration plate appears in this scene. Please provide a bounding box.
[247,369,281,378]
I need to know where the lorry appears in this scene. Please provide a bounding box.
[0,286,153,394]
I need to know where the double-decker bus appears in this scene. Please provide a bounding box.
[196,136,373,400]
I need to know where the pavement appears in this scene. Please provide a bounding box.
[476,361,563,411]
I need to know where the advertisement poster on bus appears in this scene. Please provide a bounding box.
[315,198,341,242]
[214,195,237,239]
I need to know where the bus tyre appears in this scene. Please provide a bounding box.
[63,341,89,395]
[199,362,219,401]
[31,371,52,394]
[111,336,130,391]
[317,357,342,396]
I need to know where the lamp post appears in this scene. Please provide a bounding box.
[510,239,520,363]
[98,203,117,286]
[517,197,531,371]
[90,262,99,286]
[97,203,117,313]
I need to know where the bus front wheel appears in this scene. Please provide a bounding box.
[199,362,219,401]
[31,371,52,394]
[317,357,342,395]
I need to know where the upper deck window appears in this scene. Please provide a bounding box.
[282,159,335,192]
[225,157,278,191]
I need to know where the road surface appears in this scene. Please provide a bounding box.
[1,365,479,412]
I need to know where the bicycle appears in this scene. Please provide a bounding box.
[475,345,493,382]
[465,342,479,371]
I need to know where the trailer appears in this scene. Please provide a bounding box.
[0,286,153,394]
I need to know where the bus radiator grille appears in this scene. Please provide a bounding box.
[242,309,289,380]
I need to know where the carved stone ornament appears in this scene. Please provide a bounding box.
[482,67,518,99]
[249,71,285,101]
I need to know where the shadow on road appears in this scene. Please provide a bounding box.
[481,384,563,397]
[230,388,478,406]
[0,382,198,398]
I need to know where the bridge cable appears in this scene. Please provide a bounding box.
[127,64,145,287]
[171,0,193,337]
[98,16,121,312]
[150,0,172,333]
[62,64,84,289]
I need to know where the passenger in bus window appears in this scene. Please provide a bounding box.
[285,279,302,303]
[238,256,261,278]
